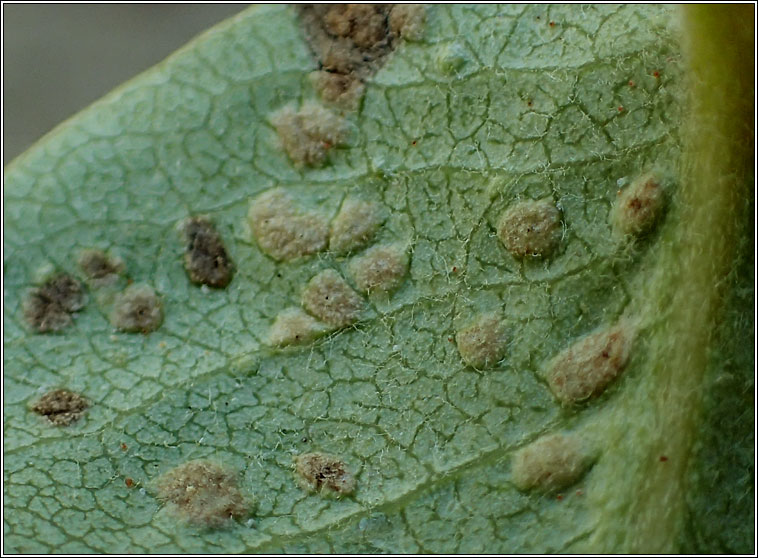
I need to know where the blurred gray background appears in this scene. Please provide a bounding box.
[3,4,249,165]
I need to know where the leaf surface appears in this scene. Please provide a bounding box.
[3,5,753,553]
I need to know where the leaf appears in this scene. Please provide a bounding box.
[3,5,753,553]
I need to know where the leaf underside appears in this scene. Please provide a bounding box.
[3,5,753,554]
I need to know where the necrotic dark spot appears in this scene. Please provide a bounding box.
[78,249,124,284]
[294,452,356,496]
[31,389,89,426]
[22,273,85,332]
[297,3,424,110]
[183,217,234,288]
[299,5,394,77]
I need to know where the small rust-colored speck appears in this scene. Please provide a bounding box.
[653,70,660,78]
[121,443,128,451]
[618,106,624,112]
[125,478,135,488]
[659,455,668,462]
[576,489,583,496]
[628,80,635,87]
[452,266,458,272]
[448,337,454,342]
[556,493,563,500]
[411,140,417,146]
[527,99,533,107]
[549,21,556,27]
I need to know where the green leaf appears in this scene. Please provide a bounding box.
[4,5,753,553]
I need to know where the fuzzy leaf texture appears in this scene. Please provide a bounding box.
[3,5,753,554]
